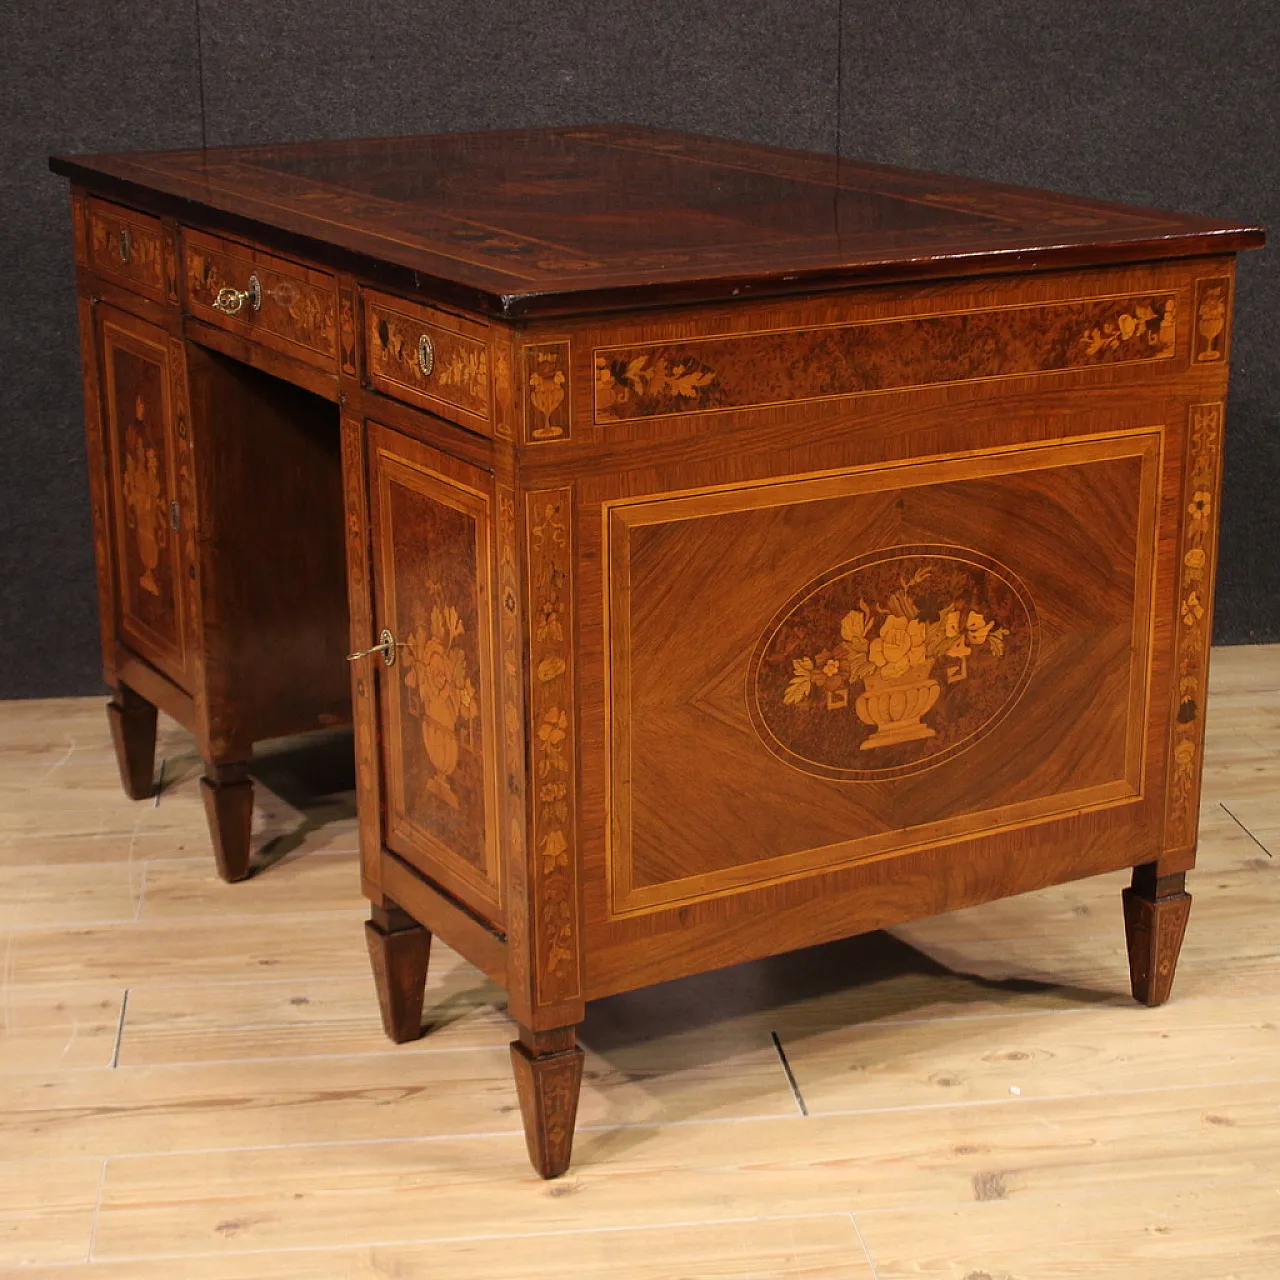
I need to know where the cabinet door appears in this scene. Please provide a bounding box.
[367,421,503,927]
[97,306,192,688]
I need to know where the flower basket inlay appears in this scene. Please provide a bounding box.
[750,547,1038,781]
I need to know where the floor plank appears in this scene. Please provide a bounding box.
[2,1214,873,1278]
[116,963,509,1067]
[858,1180,1280,1279]
[0,1158,102,1268]
[0,986,124,1074]
[1,645,1278,1274]
[90,1080,1280,1259]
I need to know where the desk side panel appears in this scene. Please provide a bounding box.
[516,256,1236,999]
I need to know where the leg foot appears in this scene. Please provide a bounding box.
[106,685,157,800]
[365,905,431,1043]
[509,1025,584,1179]
[1122,866,1192,1006]
[200,762,254,883]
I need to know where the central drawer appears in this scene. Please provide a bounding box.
[183,228,338,372]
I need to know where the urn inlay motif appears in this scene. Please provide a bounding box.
[750,546,1039,780]
[121,395,167,596]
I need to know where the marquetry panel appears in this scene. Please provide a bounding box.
[337,280,359,378]
[492,337,517,442]
[363,290,491,434]
[523,341,572,442]
[86,198,166,303]
[184,228,338,370]
[496,484,531,1000]
[604,430,1163,917]
[1192,276,1232,365]
[77,296,118,676]
[526,489,582,1003]
[340,414,382,897]
[97,306,190,690]
[1164,402,1225,853]
[368,424,502,924]
[594,292,1178,422]
[166,334,200,692]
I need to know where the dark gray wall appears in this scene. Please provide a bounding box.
[2,1,1274,699]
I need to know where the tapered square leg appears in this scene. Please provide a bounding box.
[106,686,158,801]
[365,905,431,1043]
[200,761,254,883]
[1122,866,1192,1007]
[509,1026,585,1179]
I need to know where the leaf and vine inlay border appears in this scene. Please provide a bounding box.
[526,488,580,1002]
[594,293,1179,422]
[1166,401,1223,850]
[497,484,530,994]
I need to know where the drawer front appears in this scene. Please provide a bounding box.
[364,291,492,434]
[184,229,338,370]
[87,199,167,301]
[593,290,1181,424]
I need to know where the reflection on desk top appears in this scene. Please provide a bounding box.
[50,124,1264,320]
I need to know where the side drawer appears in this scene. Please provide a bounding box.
[86,198,168,302]
[184,228,338,371]
[363,289,492,435]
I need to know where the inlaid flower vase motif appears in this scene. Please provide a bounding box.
[855,663,942,749]
[121,401,166,596]
[403,597,477,810]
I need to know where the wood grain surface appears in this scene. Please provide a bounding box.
[95,306,190,690]
[366,425,503,924]
[50,125,1264,317]
[86,198,166,305]
[363,290,492,432]
[183,228,338,370]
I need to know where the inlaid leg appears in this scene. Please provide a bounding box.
[365,904,431,1043]
[1122,865,1192,1007]
[200,760,254,883]
[105,684,157,801]
[509,1025,585,1179]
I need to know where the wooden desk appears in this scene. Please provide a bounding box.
[52,126,1264,1176]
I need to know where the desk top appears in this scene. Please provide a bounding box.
[51,124,1264,319]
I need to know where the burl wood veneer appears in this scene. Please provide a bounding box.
[52,126,1263,1176]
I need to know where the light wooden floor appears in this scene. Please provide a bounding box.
[1,647,1278,1278]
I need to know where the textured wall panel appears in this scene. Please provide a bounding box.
[840,0,1277,643]
[197,0,838,152]
[0,2,203,698]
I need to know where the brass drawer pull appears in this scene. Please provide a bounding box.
[213,273,263,315]
[417,333,434,377]
[346,628,399,667]
[118,228,132,263]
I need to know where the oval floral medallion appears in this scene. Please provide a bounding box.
[749,545,1039,781]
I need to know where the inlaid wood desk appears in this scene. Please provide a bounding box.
[52,126,1263,1177]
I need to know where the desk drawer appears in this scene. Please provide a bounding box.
[184,229,338,371]
[364,290,492,434]
[87,198,167,302]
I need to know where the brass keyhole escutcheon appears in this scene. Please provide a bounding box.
[118,228,132,263]
[417,333,434,377]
